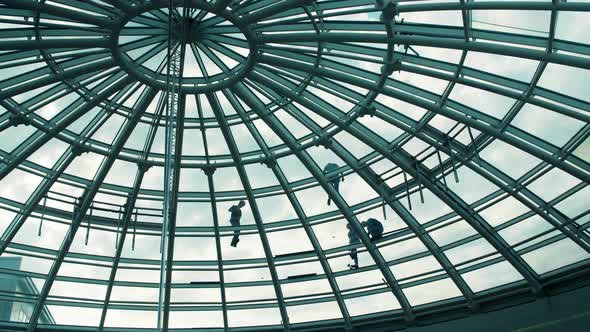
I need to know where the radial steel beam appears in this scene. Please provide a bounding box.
[0,58,115,100]
[158,3,187,327]
[309,63,590,253]
[257,43,588,119]
[256,55,590,184]
[0,0,115,28]
[273,50,588,253]
[231,84,416,324]
[0,1,586,331]
[0,150,76,255]
[239,0,313,26]
[224,88,353,329]
[256,21,590,58]
[398,63,590,125]
[203,38,351,325]
[250,58,477,306]
[188,80,230,330]
[97,87,158,331]
[97,165,149,332]
[425,136,590,252]
[26,83,152,332]
[268,90,479,309]
[339,144,478,308]
[206,92,292,331]
[255,44,590,125]
[0,73,131,181]
[0,75,129,254]
[202,169,229,331]
[485,0,559,133]
[159,92,186,331]
[248,70,543,293]
[460,0,473,40]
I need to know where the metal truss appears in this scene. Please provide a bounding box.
[0,1,588,331]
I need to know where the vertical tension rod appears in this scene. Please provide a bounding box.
[85,202,93,245]
[467,125,482,166]
[115,206,122,249]
[436,149,449,192]
[132,208,138,251]
[38,195,47,237]
[403,170,412,210]
[446,138,459,183]
[415,160,425,204]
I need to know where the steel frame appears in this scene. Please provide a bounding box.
[0,0,588,331]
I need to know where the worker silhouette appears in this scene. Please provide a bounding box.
[228,200,245,247]
[346,219,384,270]
[363,218,384,241]
[323,163,344,205]
[347,223,360,270]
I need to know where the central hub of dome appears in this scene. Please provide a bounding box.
[113,2,256,93]
[184,22,203,43]
[170,17,203,43]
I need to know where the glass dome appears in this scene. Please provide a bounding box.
[0,0,589,331]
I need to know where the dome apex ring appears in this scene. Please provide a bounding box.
[111,0,257,93]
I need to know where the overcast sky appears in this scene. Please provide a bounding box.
[0,1,589,329]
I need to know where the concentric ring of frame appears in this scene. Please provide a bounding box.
[2,0,588,330]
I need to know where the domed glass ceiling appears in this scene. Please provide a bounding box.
[0,0,589,330]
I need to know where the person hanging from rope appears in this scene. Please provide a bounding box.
[363,218,384,241]
[323,162,344,206]
[228,200,246,247]
[347,223,360,270]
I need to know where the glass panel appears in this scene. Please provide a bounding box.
[403,278,462,306]
[522,239,590,274]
